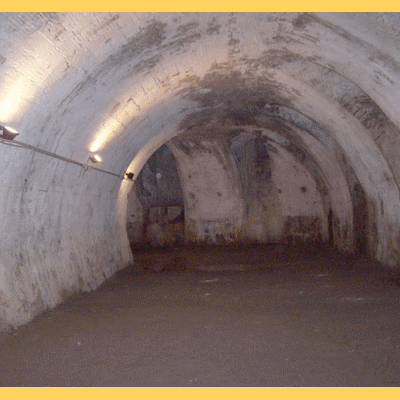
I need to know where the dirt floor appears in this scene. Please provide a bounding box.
[1,244,400,386]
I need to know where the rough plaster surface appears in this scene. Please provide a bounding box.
[128,135,328,246]
[1,12,400,329]
[169,136,245,244]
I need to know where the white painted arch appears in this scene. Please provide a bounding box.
[1,12,400,330]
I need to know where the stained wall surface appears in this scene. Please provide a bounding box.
[1,12,400,330]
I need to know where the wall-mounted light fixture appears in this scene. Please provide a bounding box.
[89,153,102,163]
[0,128,124,180]
[0,125,19,140]
[125,172,134,180]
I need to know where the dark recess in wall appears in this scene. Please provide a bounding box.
[136,144,184,208]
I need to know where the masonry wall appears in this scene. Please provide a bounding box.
[127,134,329,247]
[2,12,400,332]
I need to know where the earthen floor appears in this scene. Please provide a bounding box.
[1,244,400,386]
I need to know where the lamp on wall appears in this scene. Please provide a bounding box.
[125,172,134,180]
[0,132,123,179]
[89,153,102,163]
[0,125,19,140]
